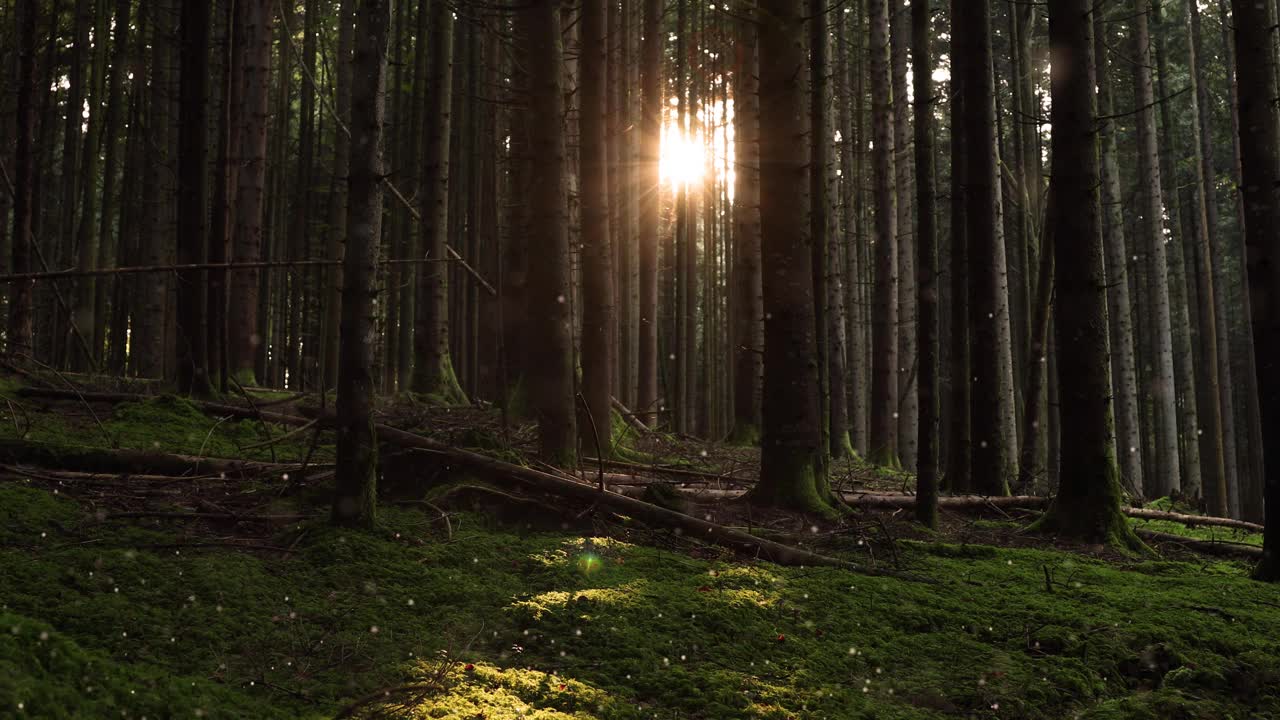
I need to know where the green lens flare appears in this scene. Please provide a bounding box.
[576,552,603,576]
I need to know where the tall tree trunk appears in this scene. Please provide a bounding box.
[411,1,465,403]
[891,0,917,471]
[912,0,939,528]
[227,0,272,386]
[8,0,36,354]
[175,0,213,395]
[1094,8,1144,496]
[69,0,111,369]
[945,2,972,492]
[1132,1,1183,500]
[810,0,832,463]
[1036,0,1141,550]
[730,7,762,445]
[1230,0,1280,581]
[637,0,662,427]
[322,0,354,392]
[958,0,1009,495]
[749,0,830,513]
[579,0,615,452]
[134,0,175,378]
[868,0,900,467]
[1182,0,1232,516]
[522,0,577,466]
[1219,0,1267,523]
[332,0,390,529]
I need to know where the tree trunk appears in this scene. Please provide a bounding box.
[332,0,390,529]
[637,0,662,427]
[411,0,465,403]
[579,0,615,452]
[868,0,900,467]
[729,8,762,445]
[1036,0,1141,550]
[8,0,36,354]
[522,0,577,467]
[945,2,971,493]
[1132,1,1184,500]
[1094,9,1144,497]
[1218,0,1267,524]
[175,0,213,395]
[891,0,917,472]
[1230,0,1280,581]
[227,0,272,387]
[748,0,830,513]
[911,0,939,528]
[322,0,354,392]
[958,0,1009,495]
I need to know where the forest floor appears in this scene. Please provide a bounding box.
[0,368,1277,720]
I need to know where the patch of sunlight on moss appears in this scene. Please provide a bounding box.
[509,585,643,621]
[402,663,622,719]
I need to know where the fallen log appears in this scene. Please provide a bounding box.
[611,397,651,434]
[1125,507,1263,534]
[0,439,312,478]
[1134,529,1262,559]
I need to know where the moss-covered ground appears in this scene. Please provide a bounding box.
[1,375,1278,719]
[3,479,1279,720]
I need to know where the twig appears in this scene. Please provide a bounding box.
[242,418,319,452]
[231,375,277,463]
[195,415,234,472]
[21,353,115,448]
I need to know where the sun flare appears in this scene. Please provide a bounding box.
[659,123,706,189]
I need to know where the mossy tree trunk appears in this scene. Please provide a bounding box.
[1036,0,1141,550]
[332,0,390,529]
[749,0,832,515]
[729,5,763,446]
[411,0,466,405]
[1230,0,1280,581]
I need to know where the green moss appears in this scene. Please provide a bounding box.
[726,423,761,447]
[104,395,332,462]
[4,483,1280,719]
[830,431,856,460]
[418,355,469,407]
[748,448,838,517]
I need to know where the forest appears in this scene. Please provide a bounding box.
[2,0,1280,717]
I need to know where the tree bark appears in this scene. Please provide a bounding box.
[958,0,1009,495]
[729,7,763,445]
[1035,0,1141,550]
[637,0,662,428]
[7,0,36,354]
[911,0,939,528]
[176,0,213,395]
[411,0,465,403]
[332,0,390,529]
[1094,9,1144,497]
[749,0,830,513]
[522,0,577,467]
[228,0,273,387]
[579,0,615,452]
[868,0,900,468]
[1229,0,1280,581]
[1132,2,1183,500]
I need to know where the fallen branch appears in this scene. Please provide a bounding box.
[0,439,313,478]
[1126,508,1263,533]
[611,396,651,434]
[1134,529,1262,559]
